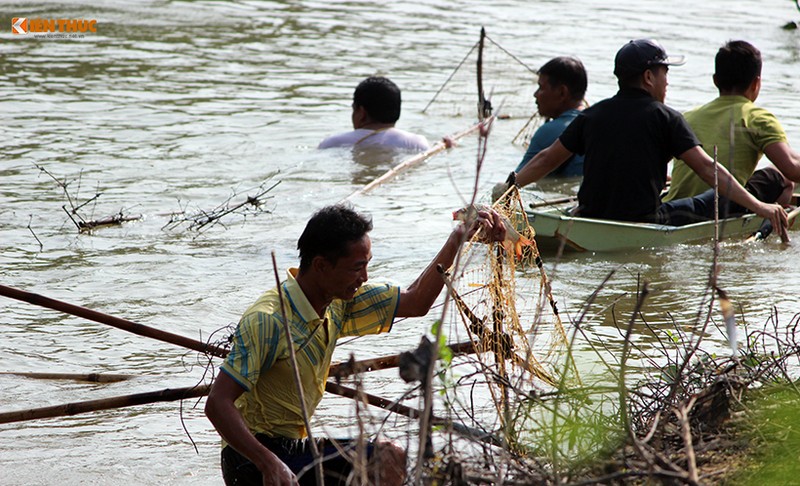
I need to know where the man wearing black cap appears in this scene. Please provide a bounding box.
[503,39,788,240]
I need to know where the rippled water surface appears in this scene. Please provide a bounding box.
[2,0,800,484]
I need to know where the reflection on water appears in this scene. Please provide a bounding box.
[1,0,800,484]
[350,146,408,185]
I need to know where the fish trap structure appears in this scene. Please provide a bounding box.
[435,186,581,454]
[422,28,544,149]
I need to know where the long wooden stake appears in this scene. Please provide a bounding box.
[477,26,487,121]
[0,284,227,359]
[0,378,505,450]
[0,384,209,425]
[0,347,483,427]
[342,119,491,202]
[0,284,489,432]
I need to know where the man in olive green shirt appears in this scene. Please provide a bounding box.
[664,40,800,209]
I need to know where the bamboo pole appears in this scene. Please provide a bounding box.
[0,282,479,378]
[2,279,499,441]
[1,283,489,428]
[325,382,503,448]
[0,368,503,438]
[0,371,134,383]
[0,384,209,425]
[0,284,228,359]
[328,340,476,378]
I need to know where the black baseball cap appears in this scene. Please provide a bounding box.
[614,39,686,78]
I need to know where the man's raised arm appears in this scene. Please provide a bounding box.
[515,139,574,188]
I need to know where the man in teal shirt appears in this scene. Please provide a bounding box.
[665,40,800,209]
[516,56,587,178]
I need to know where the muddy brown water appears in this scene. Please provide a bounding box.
[1,1,799,483]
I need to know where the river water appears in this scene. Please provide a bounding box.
[1,0,799,484]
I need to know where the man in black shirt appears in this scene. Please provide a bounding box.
[509,39,788,240]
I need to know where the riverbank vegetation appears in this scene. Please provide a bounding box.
[370,282,800,485]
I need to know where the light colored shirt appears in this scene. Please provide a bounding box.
[664,95,788,201]
[221,268,399,439]
[318,127,430,151]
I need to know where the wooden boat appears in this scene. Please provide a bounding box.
[525,201,768,252]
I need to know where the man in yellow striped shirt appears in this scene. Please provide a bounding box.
[206,203,505,486]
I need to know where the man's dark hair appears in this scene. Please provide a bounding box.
[298,204,373,271]
[538,57,588,102]
[353,76,402,124]
[714,40,762,92]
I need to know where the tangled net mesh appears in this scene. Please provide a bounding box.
[441,186,581,444]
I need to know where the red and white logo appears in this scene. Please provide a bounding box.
[12,18,28,35]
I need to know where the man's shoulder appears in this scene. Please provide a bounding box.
[329,282,398,313]
[240,288,283,322]
[344,282,399,305]
[380,128,430,150]
[685,95,741,116]
[546,109,580,127]
[318,130,367,149]
[740,102,780,123]
[319,128,429,151]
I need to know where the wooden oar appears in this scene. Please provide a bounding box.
[342,118,494,201]
[0,284,228,359]
[745,205,800,243]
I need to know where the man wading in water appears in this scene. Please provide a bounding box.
[206,203,506,486]
[318,76,430,152]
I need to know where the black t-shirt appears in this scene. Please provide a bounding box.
[559,88,700,222]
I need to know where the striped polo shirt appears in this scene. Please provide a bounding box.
[221,268,400,439]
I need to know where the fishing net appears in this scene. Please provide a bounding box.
[422,29,540,146]
[443,186,580,442]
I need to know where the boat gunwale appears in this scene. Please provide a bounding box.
[526,204,759,234]
[523,202,763,252]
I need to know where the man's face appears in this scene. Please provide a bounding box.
[650,65,669,103]
[324,235,372,300]
[534,74,563,119]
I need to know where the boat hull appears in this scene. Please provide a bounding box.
[525,203,765,252]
